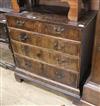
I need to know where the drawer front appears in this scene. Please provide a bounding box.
[15,54,78,87]
[12,41,80,72]
[7,16,81,41]
[9,28,81,56]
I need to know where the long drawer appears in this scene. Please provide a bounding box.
[12,40,80,72]
[7,16,81,41]
[9,28,81,56]
[15,54,79,88]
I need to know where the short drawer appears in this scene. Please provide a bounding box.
[7,16,81,41]
[9,28,81,56]
[15,54,78,88]
[12,41,80,72]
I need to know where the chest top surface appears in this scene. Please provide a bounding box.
[6,11,97,28]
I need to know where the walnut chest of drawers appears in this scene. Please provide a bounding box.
[6,11,96,98]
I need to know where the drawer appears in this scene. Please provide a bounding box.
[12,41,80,72]
[9,28,81,56]
[7,16,81,41]
[15,54,78,88]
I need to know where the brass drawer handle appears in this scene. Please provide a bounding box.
[54,26,64,34]
[55,71,64,79]
[19,33,29,42]
[16,20,25,27]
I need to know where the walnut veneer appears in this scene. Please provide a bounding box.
[6,11,96,98]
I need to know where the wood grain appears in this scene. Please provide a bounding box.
[6,11,97,99]
[9,28,81,56]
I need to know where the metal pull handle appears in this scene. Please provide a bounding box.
[19,33,29,42]
[54,26,64,34]
[55,71,64,79]
[16,20,25,27]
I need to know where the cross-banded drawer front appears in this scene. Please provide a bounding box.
[12,41,80,72]
[9,28,81,56]
[15,54,78,88]
[7,16,81,41]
